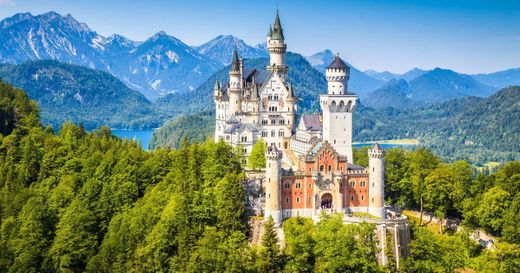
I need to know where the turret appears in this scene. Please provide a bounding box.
[368,143,385,218]
[265,143,282,226]
[267,10,287,80]
[213,79,221,98]
[326,54,350,95]
[229,49,242,115]
[320,55,357,162]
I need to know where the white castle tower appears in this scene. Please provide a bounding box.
[267,10,288,81]
[368,143,385,218]
[265,143,282,226]
[228,49,242,116]
[320,55,357,163]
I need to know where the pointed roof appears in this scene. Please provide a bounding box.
[372,142,383,151]
[326,55,348,70]
[267,24,273,37]
[214,79,220,90]
[271,10,284,40]
[230,49,240,71]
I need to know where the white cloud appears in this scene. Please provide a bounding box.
[0,0,15,6]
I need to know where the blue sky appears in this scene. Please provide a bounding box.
[0,0,519,74]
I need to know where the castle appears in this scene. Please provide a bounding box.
[214,11,409,266]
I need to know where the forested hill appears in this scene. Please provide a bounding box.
[150,86,520,165]
[0,60,166,130]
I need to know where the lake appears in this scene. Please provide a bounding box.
[112,129,155,150]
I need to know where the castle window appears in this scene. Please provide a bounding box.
[296,183,302,189]
[361,195,365,201]
[284,182,290,189]
[372,198,374,203]
[271,119,276,125]
[350,181,355,187]
[296,197,300,203]
[268,95,273,100]
[351,195,355,201]
[328,165,332,172]
[286,197,289,203]
[279,130,284,137]
[308,184,312,189]
[320,165,324,172]
[334,139,336,144]
[274,95,279,100]
[262,130,267,137]
[262,120,267,125]
[360,181,366,187]
[241,136,247,142]
[271,130,275,137]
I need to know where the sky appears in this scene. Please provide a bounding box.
[0,0,519,74]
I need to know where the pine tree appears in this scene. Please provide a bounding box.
[257,216,282,273]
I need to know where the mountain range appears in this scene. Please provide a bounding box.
[364,68,496,109]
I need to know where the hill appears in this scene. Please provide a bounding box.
[409,68,495,103]
[363,79,424,110]
[472,67,520,89]
[0,60,165,130]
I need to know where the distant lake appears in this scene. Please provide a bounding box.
[112,129,154,150]
[353,143,416,149]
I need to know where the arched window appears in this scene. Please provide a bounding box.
[271,130,275,137]
[361,195,365,201]
[268,95,273,100]
[296,197,300,203]
[262,130,267,137]
[274,94,279,100]
[284,182,291,189]
[279,130,284,137]
[296,182,302,189]
[360,181,366,187]
[351,195,355,201]
[350,180,355,187]
[286,197,289,203]
[328,165,332,172]
[320,165,324,172]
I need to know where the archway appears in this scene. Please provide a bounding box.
[321,193,333,209]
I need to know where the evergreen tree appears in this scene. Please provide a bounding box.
[257,216,282,273]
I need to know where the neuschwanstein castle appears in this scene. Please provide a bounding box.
[213,11,410,266]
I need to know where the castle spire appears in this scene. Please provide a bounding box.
[271,10,284,40]
[230,49,240,72]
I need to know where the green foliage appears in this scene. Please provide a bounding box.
[283,217,316,273]
[404,227,467,272]
[257,216,282,273]
[248,138,267,170]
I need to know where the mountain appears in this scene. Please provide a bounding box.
[195,35,268,65]
[155,52,327,116]
[0,12,223,101]
[364,69,399,82]
[399,68,427,82]
[364,79,423,110]
[110,31,222,100]
[408,68,496,104]
[0,60,165,130]
[472,67,520,89]
[305,49,385,98]
[0,12,107,68]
